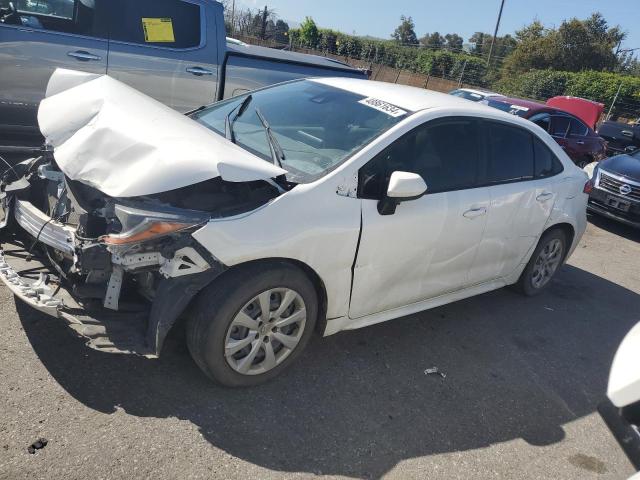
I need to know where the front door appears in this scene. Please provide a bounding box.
[0,0,108,134]
[106,0,219,113]
[349,117,490,319]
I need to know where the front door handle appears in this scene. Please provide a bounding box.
[67,50,102,61]
[536,192,554,202]
[186,66,213,76]
[576,140,585,145]
[463,207,487,219]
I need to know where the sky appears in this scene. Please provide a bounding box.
[238,0,639,52]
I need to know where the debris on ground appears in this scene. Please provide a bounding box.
[27,438,48,454]
[424,367,446,379]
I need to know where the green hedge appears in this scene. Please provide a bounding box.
[495,70,640,118]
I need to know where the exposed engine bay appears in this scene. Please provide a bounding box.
[0,150,281,356]
[0,68,289,356]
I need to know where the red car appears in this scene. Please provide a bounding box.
[485,97,607,168]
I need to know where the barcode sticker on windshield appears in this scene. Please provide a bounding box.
[358,98,407,117]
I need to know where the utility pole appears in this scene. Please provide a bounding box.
[606,82,623,121]
[486,0,506,68]
[260,5,268,40]
[230,0,236,36]
[458,59,468,87]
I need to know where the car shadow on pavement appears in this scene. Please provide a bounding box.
[15,264,640,479]
[588,213,640,242]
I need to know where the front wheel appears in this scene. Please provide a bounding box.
[186,262,318,387]
[515,229,566,296]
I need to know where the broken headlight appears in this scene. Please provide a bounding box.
[101,204,209,246]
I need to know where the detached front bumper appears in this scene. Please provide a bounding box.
[598,398,640,471]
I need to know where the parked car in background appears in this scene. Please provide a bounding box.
[598,120,640,156]
[0,70,588,386]
[0,0,366,138]
[448,87,502,102]
[486,97,607,168]
[584,149,640,228]
[546,96,604,131]
[598,322,640,472]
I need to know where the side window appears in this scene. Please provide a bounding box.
[0,0,104,37]
[534,138,564,178]
[550,116,571,138]
[569,118,588,136]
[485,122,534,184]
[529,113,551,133]
[109,0,201,49]
[359,118,481,199]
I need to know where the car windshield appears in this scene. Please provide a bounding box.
[192,80,408,183]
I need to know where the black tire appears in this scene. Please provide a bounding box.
[186,262,318,387]
[514,229,567,297]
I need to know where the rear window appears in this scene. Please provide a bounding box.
[109,0,201,49]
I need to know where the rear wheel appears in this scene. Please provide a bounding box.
[186,262,317,387]
[515,229,566,296]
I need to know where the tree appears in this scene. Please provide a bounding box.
[444,33,463,51]
[503,14,625,74]
[420,32,444,48]
[298,17,319,47]
[392,16,418,45]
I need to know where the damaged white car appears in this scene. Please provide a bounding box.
[0,69,589,386]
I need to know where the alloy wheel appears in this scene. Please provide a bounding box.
[224,288,307,375]
[531,238,564,289]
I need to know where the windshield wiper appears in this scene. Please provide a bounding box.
[225,94,252,144]
[255,107,285,167]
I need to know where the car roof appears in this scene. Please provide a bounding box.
[310,77,496,112]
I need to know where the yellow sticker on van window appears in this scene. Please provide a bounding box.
[141,18,175,43]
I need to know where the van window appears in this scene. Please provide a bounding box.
[0,0,104,37]
[109,0,201,49]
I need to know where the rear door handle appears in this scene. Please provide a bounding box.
[621,130,633,137]
[536,192,554,202]
[463,207,487,219]
[67,50,102,61]
[576,140,585,145]
[186,66,213,76]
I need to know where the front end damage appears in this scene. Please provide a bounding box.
[0,151,281,356]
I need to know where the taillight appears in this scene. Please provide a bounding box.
[583,179,594,194]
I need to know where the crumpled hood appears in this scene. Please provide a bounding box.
[37,69,286,198]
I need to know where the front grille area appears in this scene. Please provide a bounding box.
[598,171,640,202]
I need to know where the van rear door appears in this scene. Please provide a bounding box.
[105,0,221,113]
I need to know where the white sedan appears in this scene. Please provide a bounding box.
[1,70,589,386]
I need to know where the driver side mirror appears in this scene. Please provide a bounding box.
[378,171,428,216]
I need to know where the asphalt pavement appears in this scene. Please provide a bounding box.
[1,215,639,479]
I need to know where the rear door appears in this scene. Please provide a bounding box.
[106,0,220,112]
[470,121,559,283]
[0,0,108,134]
